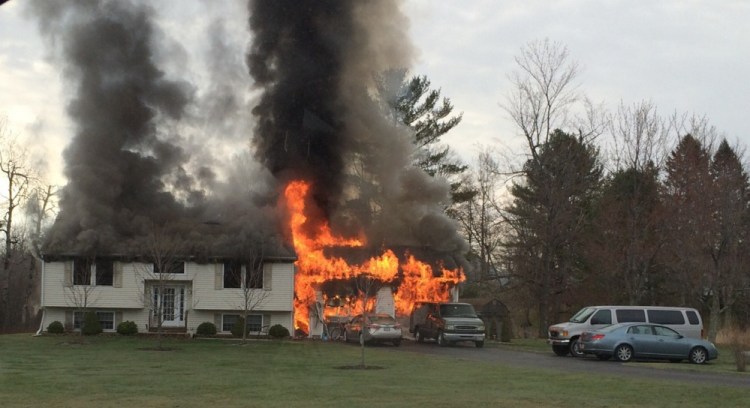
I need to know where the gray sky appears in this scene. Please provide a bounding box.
[2,0,749,185]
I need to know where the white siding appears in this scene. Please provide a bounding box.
[42,259,295,329]
[192,262,294,312]
[42,261,149,309]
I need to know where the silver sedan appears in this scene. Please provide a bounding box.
[580,323,718,364]
[343,313,402,346]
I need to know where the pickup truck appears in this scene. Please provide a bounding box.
[409,302,485,348]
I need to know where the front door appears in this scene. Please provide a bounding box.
[153,285,185,327]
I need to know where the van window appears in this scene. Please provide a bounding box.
[590,309,612,325]
[647,310,685,325]
[686,310,700,325]
[616,309,646,322]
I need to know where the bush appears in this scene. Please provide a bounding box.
[82,311,102,335]
[196,322,217,336]
[231,316,246,338]
[117,320,138,336]
[47,321,64,334]
[268,324,290,339]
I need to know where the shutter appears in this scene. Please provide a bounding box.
[263,264,272,291]
[263,314,271,331]
[115,311,123,326]
[63,261,73,287]
[214,313,222,329]
[113,262,123,288]
[64,310,73,331]
[214,263,223,290]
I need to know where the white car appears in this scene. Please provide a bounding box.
[343,313,402,346]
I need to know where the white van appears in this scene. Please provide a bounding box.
[548,306,703,357]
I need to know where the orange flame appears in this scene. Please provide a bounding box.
[284,180,464,334]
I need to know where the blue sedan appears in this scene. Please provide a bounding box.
[580,323,718,364]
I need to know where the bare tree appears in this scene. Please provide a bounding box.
[0,117,35,331]
[504,38,581,163]
[137,226,186,349]
[355,273,381,368]
[225,238,271,342]
[607,100,672,172]
[63,256,98,334]
[454,151,506,286]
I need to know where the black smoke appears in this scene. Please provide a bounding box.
[247,0,467,256]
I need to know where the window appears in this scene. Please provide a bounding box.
[73,311,115,331]
[73,259,92,285]
[95,259,114,286]
[245,263,263,289]
[223,261,242,289]
[590,309,612,325]
[222,314,263,333]
[627,325,652,335]
[616,309,646,323]
[647,310,685,325]
[686,310,700,325]
[154,260,184,274]
[222,314,238,332]
[653,325,679,337]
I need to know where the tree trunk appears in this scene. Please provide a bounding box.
[708,294,721,342]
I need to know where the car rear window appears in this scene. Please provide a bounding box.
[686,310,700,325]
[616,309,646,322]
[647,310,685,325]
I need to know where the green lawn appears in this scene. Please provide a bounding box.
[0,334,748,408]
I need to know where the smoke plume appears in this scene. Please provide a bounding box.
[248,0,467,256]
[30,0,466,263]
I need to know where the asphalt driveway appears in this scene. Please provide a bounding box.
[384,339,750,389]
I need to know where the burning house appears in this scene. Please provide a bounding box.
[33,0,468,337]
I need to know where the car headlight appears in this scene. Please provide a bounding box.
[478,325,485,331]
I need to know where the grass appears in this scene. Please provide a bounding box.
[493,337,750,375]
[1,334,749,408]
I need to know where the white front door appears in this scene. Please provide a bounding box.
[153,285,185,327]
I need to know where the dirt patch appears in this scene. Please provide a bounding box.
[136,347,179,352]
[334,365,385,370]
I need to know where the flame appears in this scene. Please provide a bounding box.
[284,180,464,334]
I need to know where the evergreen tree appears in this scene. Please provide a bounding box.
[374,69,470,205]
[505,129,602,337]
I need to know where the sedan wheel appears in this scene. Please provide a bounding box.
[615,344,633,362]
[569,337,584,358]
[689,347,708,364]
[415,329,424,343]
[343,330,348,343]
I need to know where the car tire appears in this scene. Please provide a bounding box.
[552,345,569,356]
[689,347,708,364]
[415,329,424,343]
[569,337,584,358]
[614,344,633,362]
[475,341,484,348]
[437,330,447,347]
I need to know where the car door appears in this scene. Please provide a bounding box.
[651,325,689,357]
[627,325,658,356]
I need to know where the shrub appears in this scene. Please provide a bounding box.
[268,324,290,339]
[231,316,246,338]
[82,311,102,335]
[47,321,65,334]
[117,320,138,336]
[196,322,217,336]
